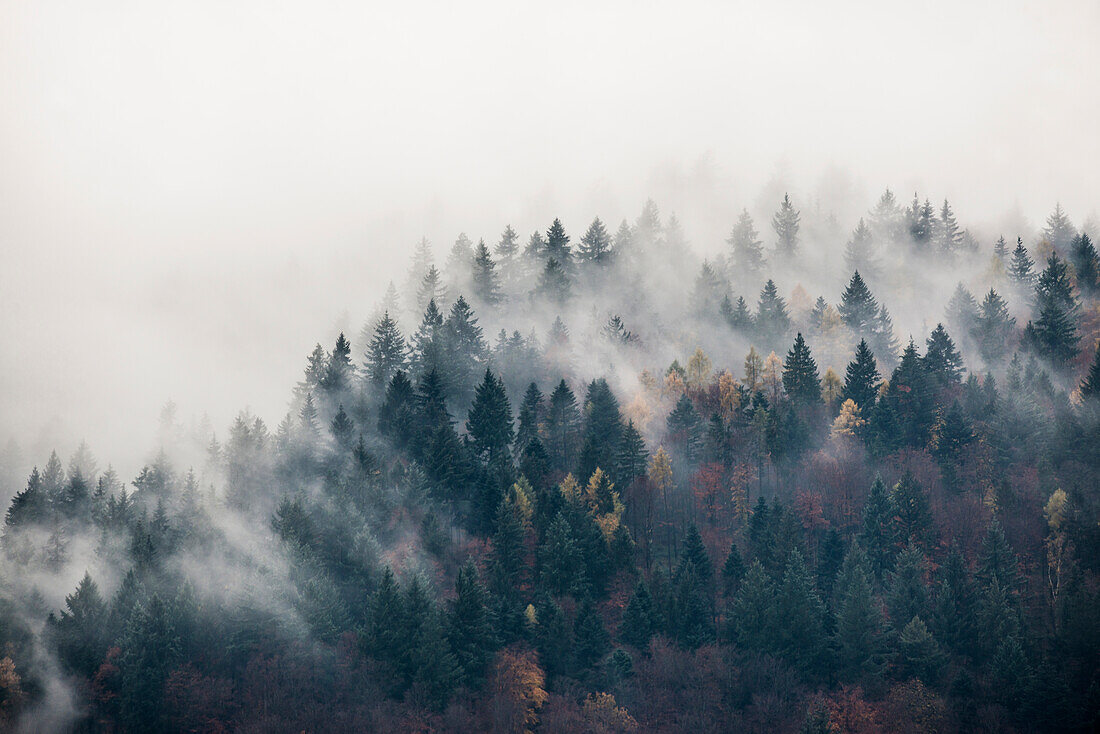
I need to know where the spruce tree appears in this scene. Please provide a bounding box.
[898,615,946,683]
[1024,253,1080,365]
[577,379,624,480]
[890,473,933,547]
[937,199,962,255]
[975,288,1016,364]
[838,271,879,334]
[844,219,877,277]
[1071,233,1100,295]
[782,333,822,405]
[842,339,881,410]
[774,549,828,673]
[321,333,353,394]
[442,296,488,404]
[614,420,648,490]
[545,218,572,264]
[887,541,930,627]
[1043,202,1076,252]
[466,369,514,462]
[471,239,503,306]
[772,193,801,258]
[1080,341,1100,398]
[537,258,571,303]
[727,209,766,275]
[364,311,408,390]
[573,598,611,672]
[578,217,613,265]
[756,279,791,346]
[1009,238,1035,288]
[446,561,497,688]
[860,477,896,578]
[545,380,580,474]
[923,323,965,387]
[666,394,702,462]
[977,519,1020,592]
[514,382,543,454]
[418,264,447,312]
[721,542,746,597]
[619,580,656,649]
[729,560,776,652]
[833,543,887,683]
[874,340,935,450]
[411,298,445,380]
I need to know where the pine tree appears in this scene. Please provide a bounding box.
[874,340,935,451]
[923,323,965,387]
[975,288,1016,364]
[539,512,587,596]
[898,615,946,683]
[49,571,108,677]
[295,343,328,402]
[364,311,408,389]
[994,235,1009,262]
[614,420,648,490]
[727,209,766,275]
[447,561,497,688]
[839,271,880,333]
[721,542,746,597]
[937,199,962,255]
[860,477,896,577]
[537,258,571,303]
[1025,253,1080,365]
[887,541,930,627]
[411,298,445,380]
[977,519,1020,592]
[1081,341,1100,398]
[666,394,702,462]
[577,379,623,481]
[932,545,978,656]
[729,560,776,652]
[321,332,353,394]
[515,382,543,455]
[545,218,572,265]
[466,369,514,462]
[1009,238,1035,288]
[844,219,877,277]
[833,543,887,683]
[471,239,503,306]
[118,594,182,731]
[842,339,881,410]
[378,370,416,447]
[578,217,613,265]
[756,279,791,346]
[1043,202,1076,252]
[772,194,801,258]
[545,380,581,474]
[774,549,828,673]
[443,296,488,404]
[782,333,822,405]
[619,580,656,649]
[573,598,611,672]
[869,188,903,241]
[723,295,754,332]
[1071,233,1100,295]
[891,473,932,547]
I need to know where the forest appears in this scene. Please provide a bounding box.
[2,191,1100,732]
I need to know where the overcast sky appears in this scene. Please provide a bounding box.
[2,0,1098,474]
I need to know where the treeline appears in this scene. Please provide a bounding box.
[2,195,1100,732]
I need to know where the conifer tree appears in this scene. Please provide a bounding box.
[756,279,792,346]
[1024,253,1080,365]
[874,340,935,450]
[782,333,822,405]
[774,549,828,673]
[860,477,895,577]
[937,199,962,255]
[890,473,933,547]
[1080,341,1100,398]
[977,519,1020,592]
[727,209,766,276]
[1071,233,1100,295]
[614,420,648,490]
[887,541,930,627]
[379,370,416,447]
[321,333,353,393]
[772,194,801,258]
[466,369,514,462]
[723,295,754,332]
[545,218,572,265]
[296,343,329,402]
[721,542,746,597]
[869,188,903,241]
[898,615,946,683]
[537,258,571,303]
[443,296,488,403]
[539,512,587,596]
[49,571,108,677]
[364,311,408,389]
[418,264,447,312]
[411,298,445,380]
[471,239,503,306]
[729,561,776,652]
[545,380,581,474]
[619,580,656,649]
[1043,202,1076,252]
[573,598,611,672]
[923,323,965,387]
[975,288,1016,364]
[844,219,877,277]
[842,339,881,410]
[833,543,887,683]
[578,217,613,265]
[839,271,879,333]
[932,545,979,656]
[514,382,543,455]
[447,561,497,688]
[577,379,623,480]
[1009,237,1035,288]
[666,394,702,462]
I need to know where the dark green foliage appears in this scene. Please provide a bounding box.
[890,473,932,547]
[619,580,656,649]
[977,519,1020,592]
[577,378,623,481]
[578,216,613,265]
[321,332,353,394]
[887,541,930,628]
[1072,233,1100,295]
[534,596,571,677]
[873,341,935,451]
[975,288,1016,364]
[842,339,881,410]
[932,546,979,656]
[539,512,588,597]
[48,572,107,677]
[443,296,488,404]
[838,271,879,333]
[466,369,514,461]
[923,323,964,387]
[545,379,581,473]
[118,594,182,732]
[1025,253,1080,365]
[573,598,611,672]
[1009,238,1035,288]
[774,549,828,674]
[379,370,416,448]
[756,279,791,345]
[933,401,973,492]
[515,382,543,454]
[1081,341,1100,398]
[446,561,497,688]
[859,476,896,578]
[721,541,746,597]
[365,312,408,389]
[666,394,702,462]
[782,333,822,405]
[833,544,887,683]
[471,239,502,305]
[614,419,648,490]
[898,615,946,683]
[545,217,572,264]
[729,560,776,652]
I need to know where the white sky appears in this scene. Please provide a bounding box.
[1,0,1098,473]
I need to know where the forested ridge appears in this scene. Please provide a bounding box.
[3,193,1100,732]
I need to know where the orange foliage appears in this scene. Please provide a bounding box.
[486,646,547,734]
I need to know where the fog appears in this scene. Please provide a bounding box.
[2,0,1099,479]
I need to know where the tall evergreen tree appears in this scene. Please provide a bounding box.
[923,323,965,387]
[443,296,488,404]
[619,580,656,649]
[772,193,801,258]
[321,333,353,394]
[545,218,572,265]
[1009,237,1035,288]
[937,199,962,255]
[727,209,766,276]
[447,561,497,688]
[842,339,881,410]
[844,219,877,277]
[833,543,887,683]
[886,541,930,627]
[514,382,544,454]
[544,380,581,474]
[471,239,503,306]
[364,312,408,390]
[838,271,879,333]
[577,217,613,265]
[774,549,828,673]
[1080,340,1100,398]
[1043,202,1076,252]
[975,288,1016,364]
[756,279,791,345]
[577,379,623,480]
[466,369,514,462]
[1024,253,1080,365]
[411,298,445,380]
[537,258,571,303]
[860,477,896,577]
[782,333,822,405]
[1071,233,1100,295]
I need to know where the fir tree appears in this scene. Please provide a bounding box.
[471,239,503,306]
[619,580,656,649]
[723,295,754,332]
[442,296,488,404]
[466,369,514,462]
[727,209,766,275]
[721,541,746,597]
[898,615,946,683]
[833,543,887,683]
[975,288,1016,364]
[977,519,1020,592]
[782,333,822,405]
[545,380,581,474]
[890,473,933,547]
[1071,233,1100,295]
[364,311,408,389]
[937,199,962,255]
[838,271,879,333]
[1043,202,1076,252]
[577,378,623,481]
[756,279,791,345]
[1080,341,1100,398]
[860,477,896,577]
[578,217,613,265]
[923,323,965,387]
[321,332,353,394]
[772,193,801,258]
[447,561,497,688]
[573,598,611,672]
[842,339,881,410]
[1009,238,1035,288]
[666,394,702,462]
[545,218,572,265]
[844,219,877,277]
[774,549,828,673]
[887,541,930,627]
[1024,253,1080,365]
[614,420,648,490]
[514,382,544,455]
[537,258,571,303]
[729,560,776,652]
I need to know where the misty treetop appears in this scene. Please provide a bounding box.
[3,195,1100,732]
